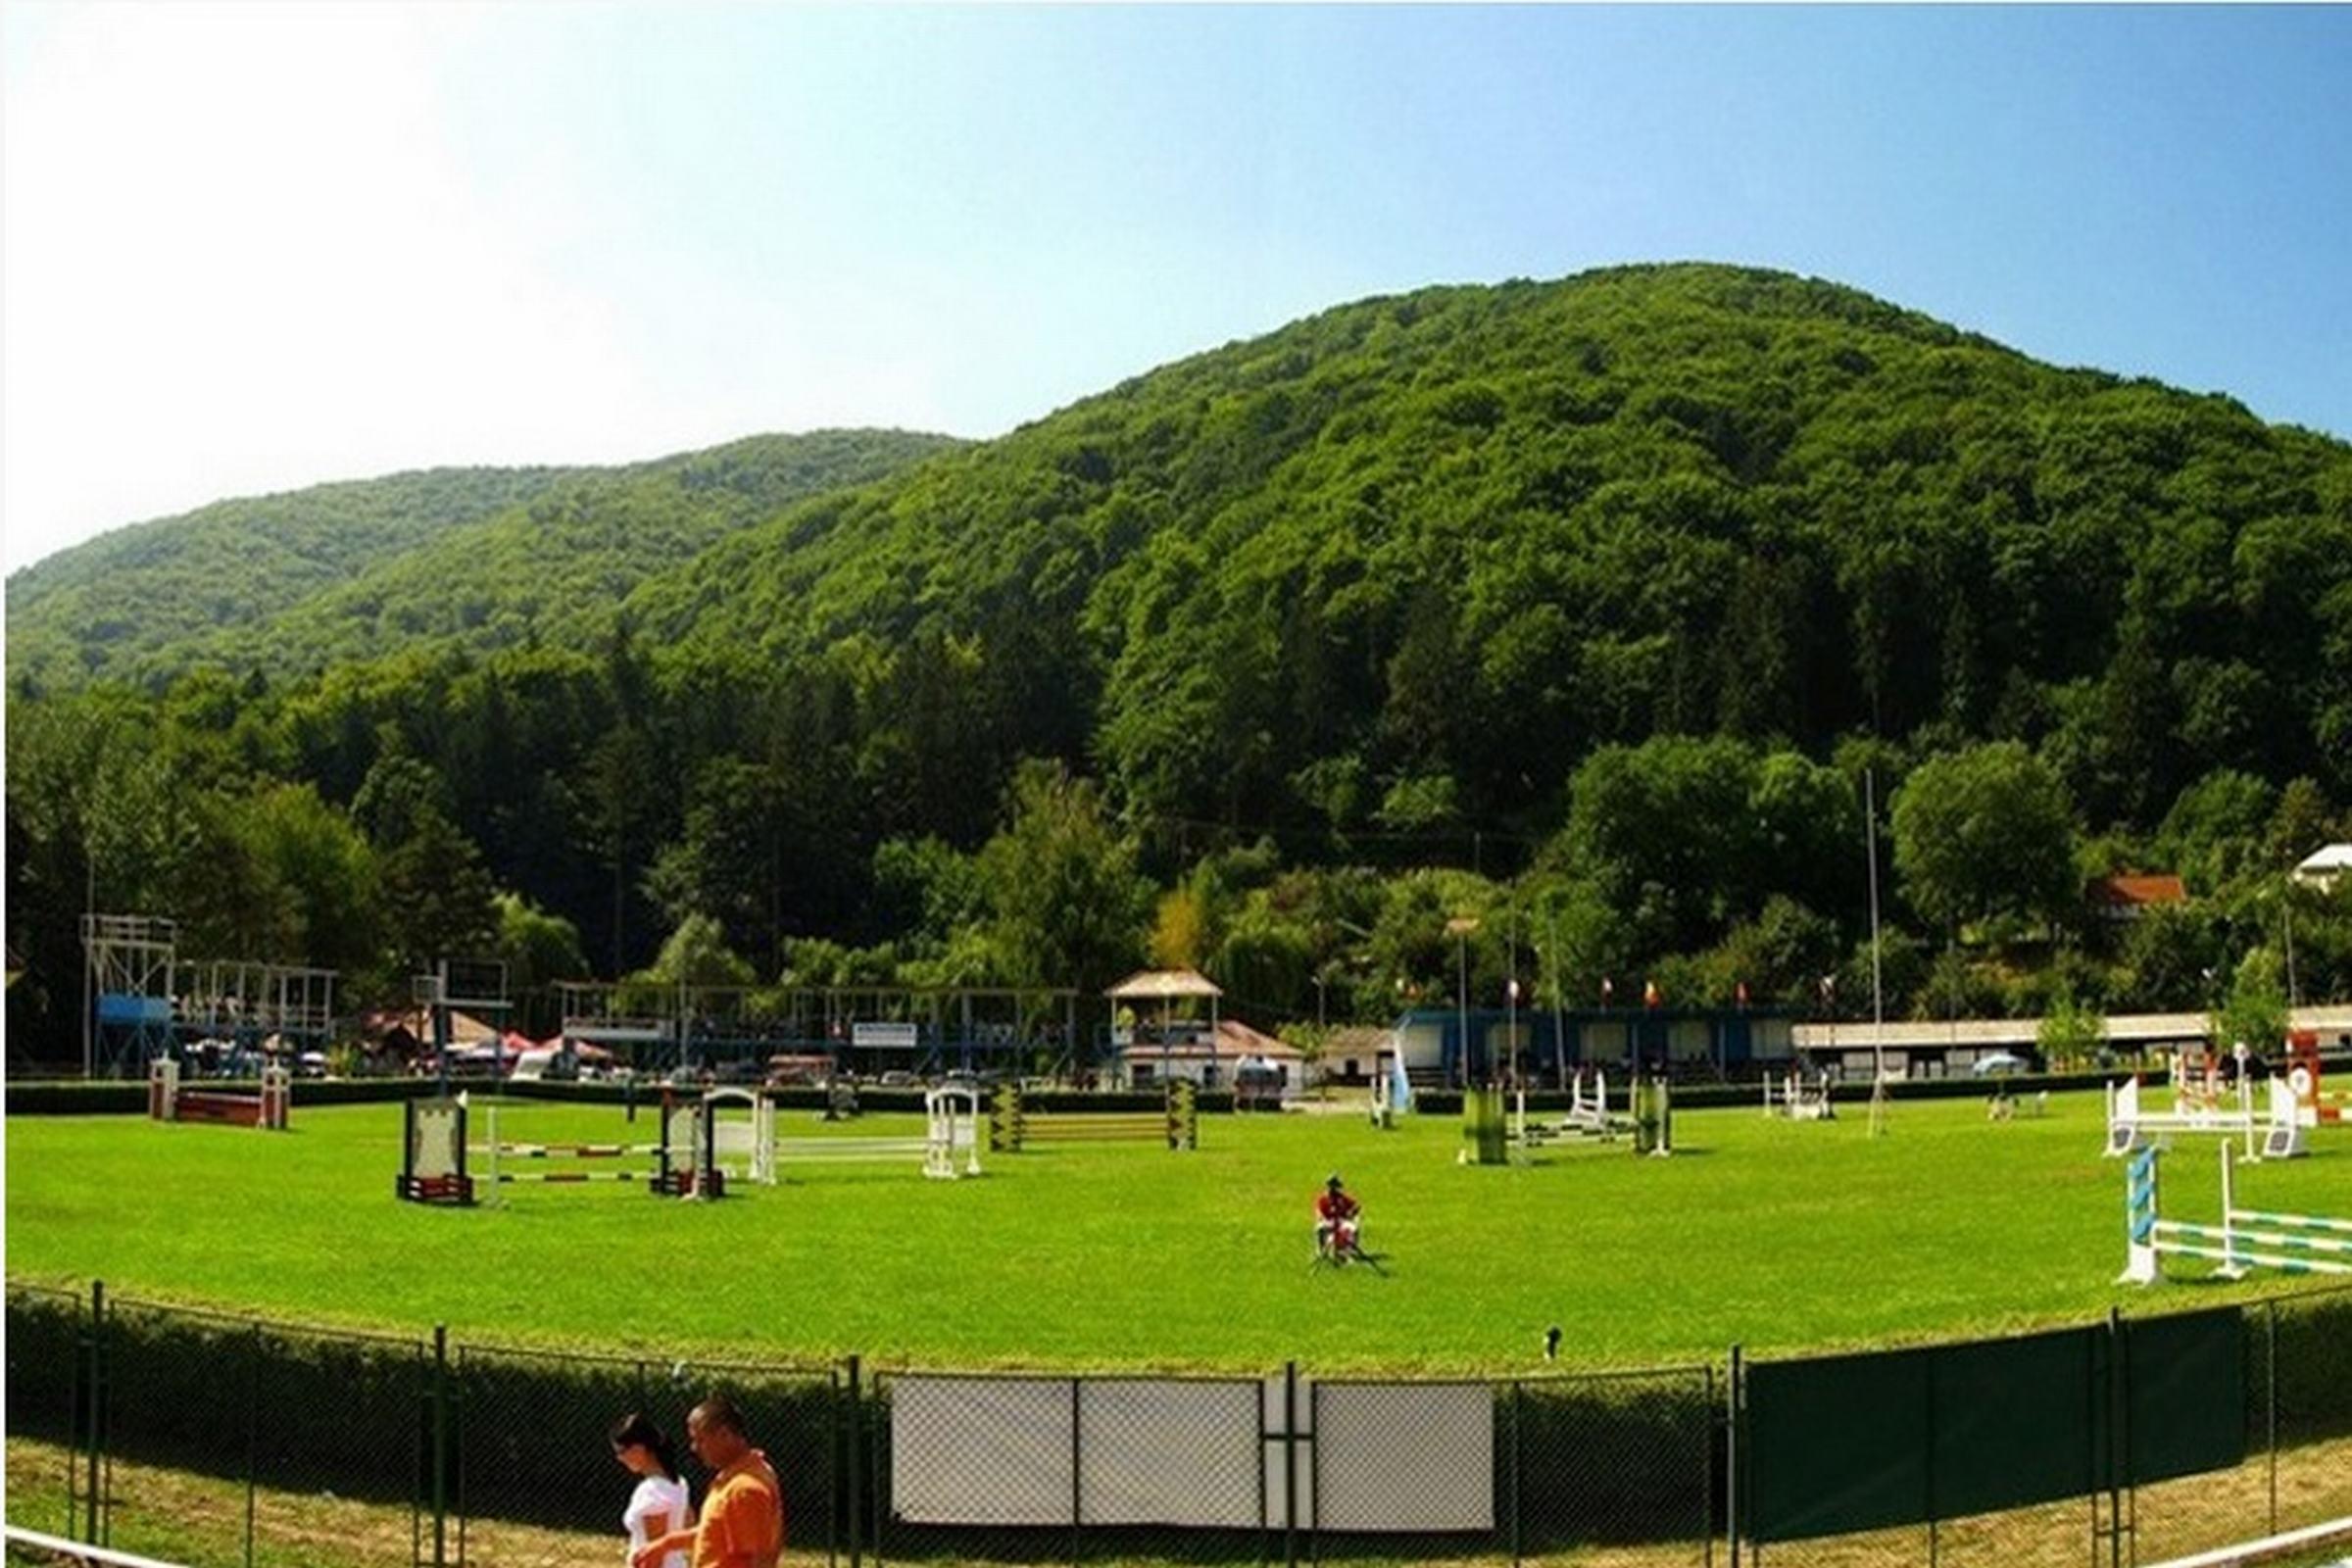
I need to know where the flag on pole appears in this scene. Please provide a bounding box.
[1643,979,1662,1009]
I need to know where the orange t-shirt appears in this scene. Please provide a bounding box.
[691,1448,783,1568]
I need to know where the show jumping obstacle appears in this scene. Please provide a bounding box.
[396,1093,721,1204]
[1495,1073,1670,1161]
[2103,1072,2305,1161]
[1762,1069,1836,1122]
[711,1085,982,1182]
[989,1080,1198,1153]
[2120,1140,2352,1285]
[147,1057,289,1130]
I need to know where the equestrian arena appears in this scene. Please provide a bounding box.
[10,1082,2348,1368]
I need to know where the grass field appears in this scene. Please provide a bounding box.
[9,1090,2352,1370]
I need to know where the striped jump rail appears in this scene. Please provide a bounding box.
[475,1101,718,1201]
[475,1143,663,1158]
[2122,1142,2352,1285]
[494,1169,649,1185]
[777,1139,931,1157]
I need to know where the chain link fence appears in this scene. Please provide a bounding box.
[9,1281,2352,1568]
[867,1369,1272,1568]
[453,1342,840,1568]
[3,1282,88,1541]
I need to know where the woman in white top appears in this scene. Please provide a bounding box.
[611,1412,695,1568]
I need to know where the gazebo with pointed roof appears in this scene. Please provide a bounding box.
[1105,968,1222,1080]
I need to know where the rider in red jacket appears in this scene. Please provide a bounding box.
[1314,1174,1361,1259]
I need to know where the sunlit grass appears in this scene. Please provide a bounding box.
[9,1092,2351,1371]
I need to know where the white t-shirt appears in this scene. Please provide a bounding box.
[623,1474,693,1568]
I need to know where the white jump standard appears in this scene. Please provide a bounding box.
[2119,1142,2352,1285]
[2103,1073,2305,1161]
[714,1085,983,1184]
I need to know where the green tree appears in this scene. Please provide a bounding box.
[976,761,1150,994]
[2156,770,2275,894]
[1890,743,2076,934]
[2211,949,2289,1056]
[496,893,589,1036]
[2120,904,2225,1011]
[2035,984,2108,1069]
[637,912,758,990]
[357,751,499,980]
[1547,736,1761,953]
[1150,884,1211,972]
[2270,777,2341,870]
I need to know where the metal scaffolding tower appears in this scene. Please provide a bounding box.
[81,913,179,1077]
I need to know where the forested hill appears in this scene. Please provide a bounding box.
[626,264,2352,838]
[5,428,962,690]
[6,465,579,689]
[11,263,2352,1062]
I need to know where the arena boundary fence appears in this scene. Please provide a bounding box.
[8,1279,2351,1568]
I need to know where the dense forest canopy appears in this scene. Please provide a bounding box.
[10,264,2352,1064]
[6,429,962,691]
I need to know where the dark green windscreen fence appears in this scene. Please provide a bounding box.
[2123,1307,2245,1486]
[1746,1316,2246,1544]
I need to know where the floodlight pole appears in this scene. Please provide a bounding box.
[1866,769,1887,1135]
[433,965,451,1099]
[1447,915,1480,1089]
[1458,931,1470,1090]
[1548,912,1567,1092]
[2280,880,2300,1010]
[81,854,94,1080]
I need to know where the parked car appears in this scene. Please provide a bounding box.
[1971,1052,2030,1077]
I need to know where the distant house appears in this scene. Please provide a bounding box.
[1114,1018,1307,1099]
[2088,873,2188,922]
[1320,1026,1395,1085]
[2293,844,2352,891]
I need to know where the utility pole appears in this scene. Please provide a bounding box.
[1866,768,1888,1137]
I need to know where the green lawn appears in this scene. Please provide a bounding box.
[8,1091,2351,1371]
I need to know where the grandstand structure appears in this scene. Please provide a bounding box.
[558,980,1083,1077]
[80,913,337,1079]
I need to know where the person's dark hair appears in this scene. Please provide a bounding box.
[610,1412,681,1480]
[692,1394,748,1439]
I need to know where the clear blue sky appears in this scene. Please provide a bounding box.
[6,4,2348,570]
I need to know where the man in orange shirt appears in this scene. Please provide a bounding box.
[633,1396,782,1568]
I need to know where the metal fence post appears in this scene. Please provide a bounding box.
[846,1355,863,1568]
[1069,1376,1083,1568]
[1282,1362,1298,1568]
[1726,1345,1741,1568]
[85,1279,106,1547]
[1703,1360,1717,1568]
[1508,1379,1523,1568]
[2264,1298,2278,1537]
[2108,1305,2129,1568]
[1924,1340,1938,1568]
[431,1323,450,1568]
[244,1319,261,1568]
